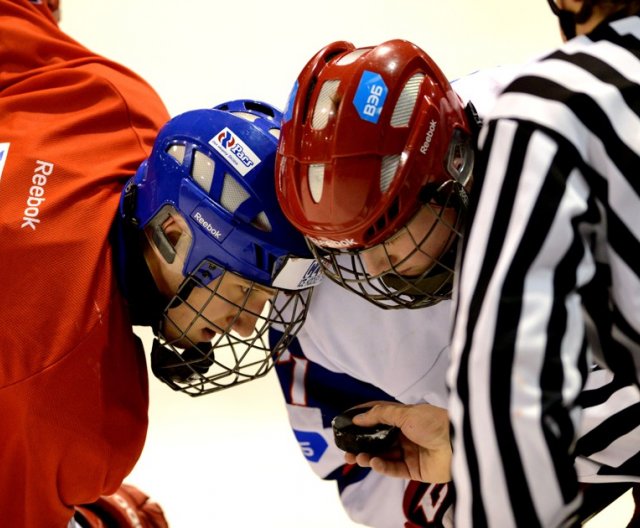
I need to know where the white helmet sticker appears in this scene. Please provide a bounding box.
[272,257,324,290]
[209,127,262,176]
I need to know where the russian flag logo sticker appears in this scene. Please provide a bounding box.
[209,128,261,177]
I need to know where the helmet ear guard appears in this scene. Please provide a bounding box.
[150,224,177,265]
[147,208,192,266]
[464,100,483,140]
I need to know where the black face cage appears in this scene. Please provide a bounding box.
[150,269,313,396]
[309,181,467,310]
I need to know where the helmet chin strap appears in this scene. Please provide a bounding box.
[149,274,215,387]
[547,0,577,39]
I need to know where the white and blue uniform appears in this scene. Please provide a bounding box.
[273,278,454,527]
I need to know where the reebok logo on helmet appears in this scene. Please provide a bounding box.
[307,236,357,249]
[420,120,438,155]
[192,208,232,242]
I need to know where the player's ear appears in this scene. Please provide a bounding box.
[150,216,179,264]
[144,206,194,271]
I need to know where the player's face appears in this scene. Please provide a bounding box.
[162,271,276,347]
[360,204,457,278]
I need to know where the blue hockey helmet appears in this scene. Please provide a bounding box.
[126,100,313,289]
[120,100,322,396]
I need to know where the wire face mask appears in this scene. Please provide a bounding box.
[308,179,466,310]
[150,261,315,396]
[303,128,473,310]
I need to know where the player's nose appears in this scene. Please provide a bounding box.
[230,297,269,337]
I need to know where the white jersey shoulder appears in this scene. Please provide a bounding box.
[452,64,524,118]
[296,277,452,407]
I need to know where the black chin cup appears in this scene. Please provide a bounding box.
[150,339,215,387]
[379,241,455,305]
[381,266,453,302]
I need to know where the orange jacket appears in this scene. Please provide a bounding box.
[0,1,170,525]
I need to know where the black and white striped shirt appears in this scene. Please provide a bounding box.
[449,13,640,527]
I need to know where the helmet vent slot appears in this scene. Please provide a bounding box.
[254,244,264,270]
[191,150,215,194]
[308,164,325,203]
[336,48,368,66]
[390,73,423,128]
[364,225,375,243]
[363,196,399,244]
[220,173,249,213]
[388,197,400,221]
[243,101,276,117]
[167,143,186,164]
[230,111,259,122]
[380,155,399,193]
[300,77,317,125]
[312,80,341,130]
[251,211,272,232]
[266,252,278,276]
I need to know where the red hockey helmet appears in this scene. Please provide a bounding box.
[277,39,472,249]
[276,40,475,309]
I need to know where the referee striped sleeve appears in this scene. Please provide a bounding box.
[452,117,589,527]
[449,17,640,528]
